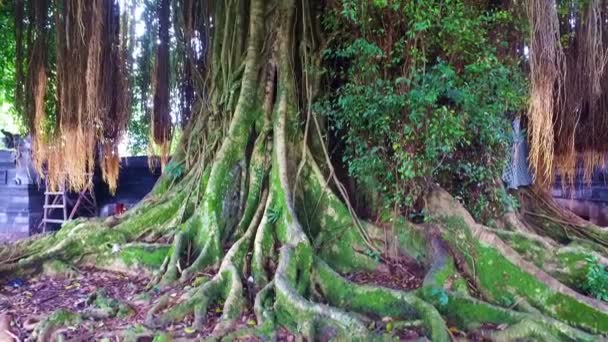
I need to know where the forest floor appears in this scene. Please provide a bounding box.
[0,261,500,341]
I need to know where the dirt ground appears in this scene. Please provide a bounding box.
[0,259,499,341]
[0,266,293,341]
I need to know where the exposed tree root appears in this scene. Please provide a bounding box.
[3,0,608,340]
[425,186,608,334]
[314,259,451,341]
[8,175,605,341]
[520,187,608,250]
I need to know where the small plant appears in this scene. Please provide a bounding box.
[428,287,449,306]
[164,161,184,180]
[267,207,281,224]
[364,249,381,262]
[585,256,608,302]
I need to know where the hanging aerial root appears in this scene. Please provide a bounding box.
[526,0,565,184]
[519,188,608,251]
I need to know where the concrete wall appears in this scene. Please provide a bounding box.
[93,156,161,216]
[553,167,608,227]
[0,139,163,239]
[0,150,31,242]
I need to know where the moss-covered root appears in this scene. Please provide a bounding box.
[0,184,187,278]
[148,192,268,336]
[150,266,244,335]
[313,259,451,342]
[273,246,369,340]
[31,293,136,341]
[254,280,275,325]
[520,188,608,250]
[32,309,82,342]
[425,186,608,335]
[418,289,596,341]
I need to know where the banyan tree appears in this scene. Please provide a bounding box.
[3,0,608,340]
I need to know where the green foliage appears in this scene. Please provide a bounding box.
[127,108,151,156]
[267,207,281,224]
[0,3,16,107]
[164,161,184,180]
[428,287,449,306]
[0,2,22,133]
[364,248,381,262]
[584,256,608,302]
[318,0,526,220]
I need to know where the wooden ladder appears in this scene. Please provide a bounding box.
[41,183,67,233]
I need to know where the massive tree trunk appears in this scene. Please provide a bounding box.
[2,0,608,341]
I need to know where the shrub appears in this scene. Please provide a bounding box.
[317,0,526,221]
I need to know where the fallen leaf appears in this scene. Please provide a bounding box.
[448,326,460,334]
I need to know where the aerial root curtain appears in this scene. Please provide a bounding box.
[527,0,608,186]
[17,0,130,192]
[150,0,172,167]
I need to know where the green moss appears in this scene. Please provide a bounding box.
[34,309,82,339]
[316,264,418,318]
[152,333,172,342]
[440,215,608,334]
[48,309,81,325]
[92,289,134,318]
[493,230,548,267]
[42,260,77,278]
[270,159,288,243]
[122,324,152,342]
[236,136,269,236]
[193,275,209,287]
[35,190,185,271]
[314,260,450,341]
[478,245,608,333]
[199,105,263,248]
[569,238,608,257]
[297,163,378,272]
[252,215,275,288]
[452,277,469,295]
[419,288,518,330]
[428,257,457,287]
[120,245,170,269]
[293,243,314,295]
[490,231,597,294]
[553,247,592,290]
[393,220,427,261]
